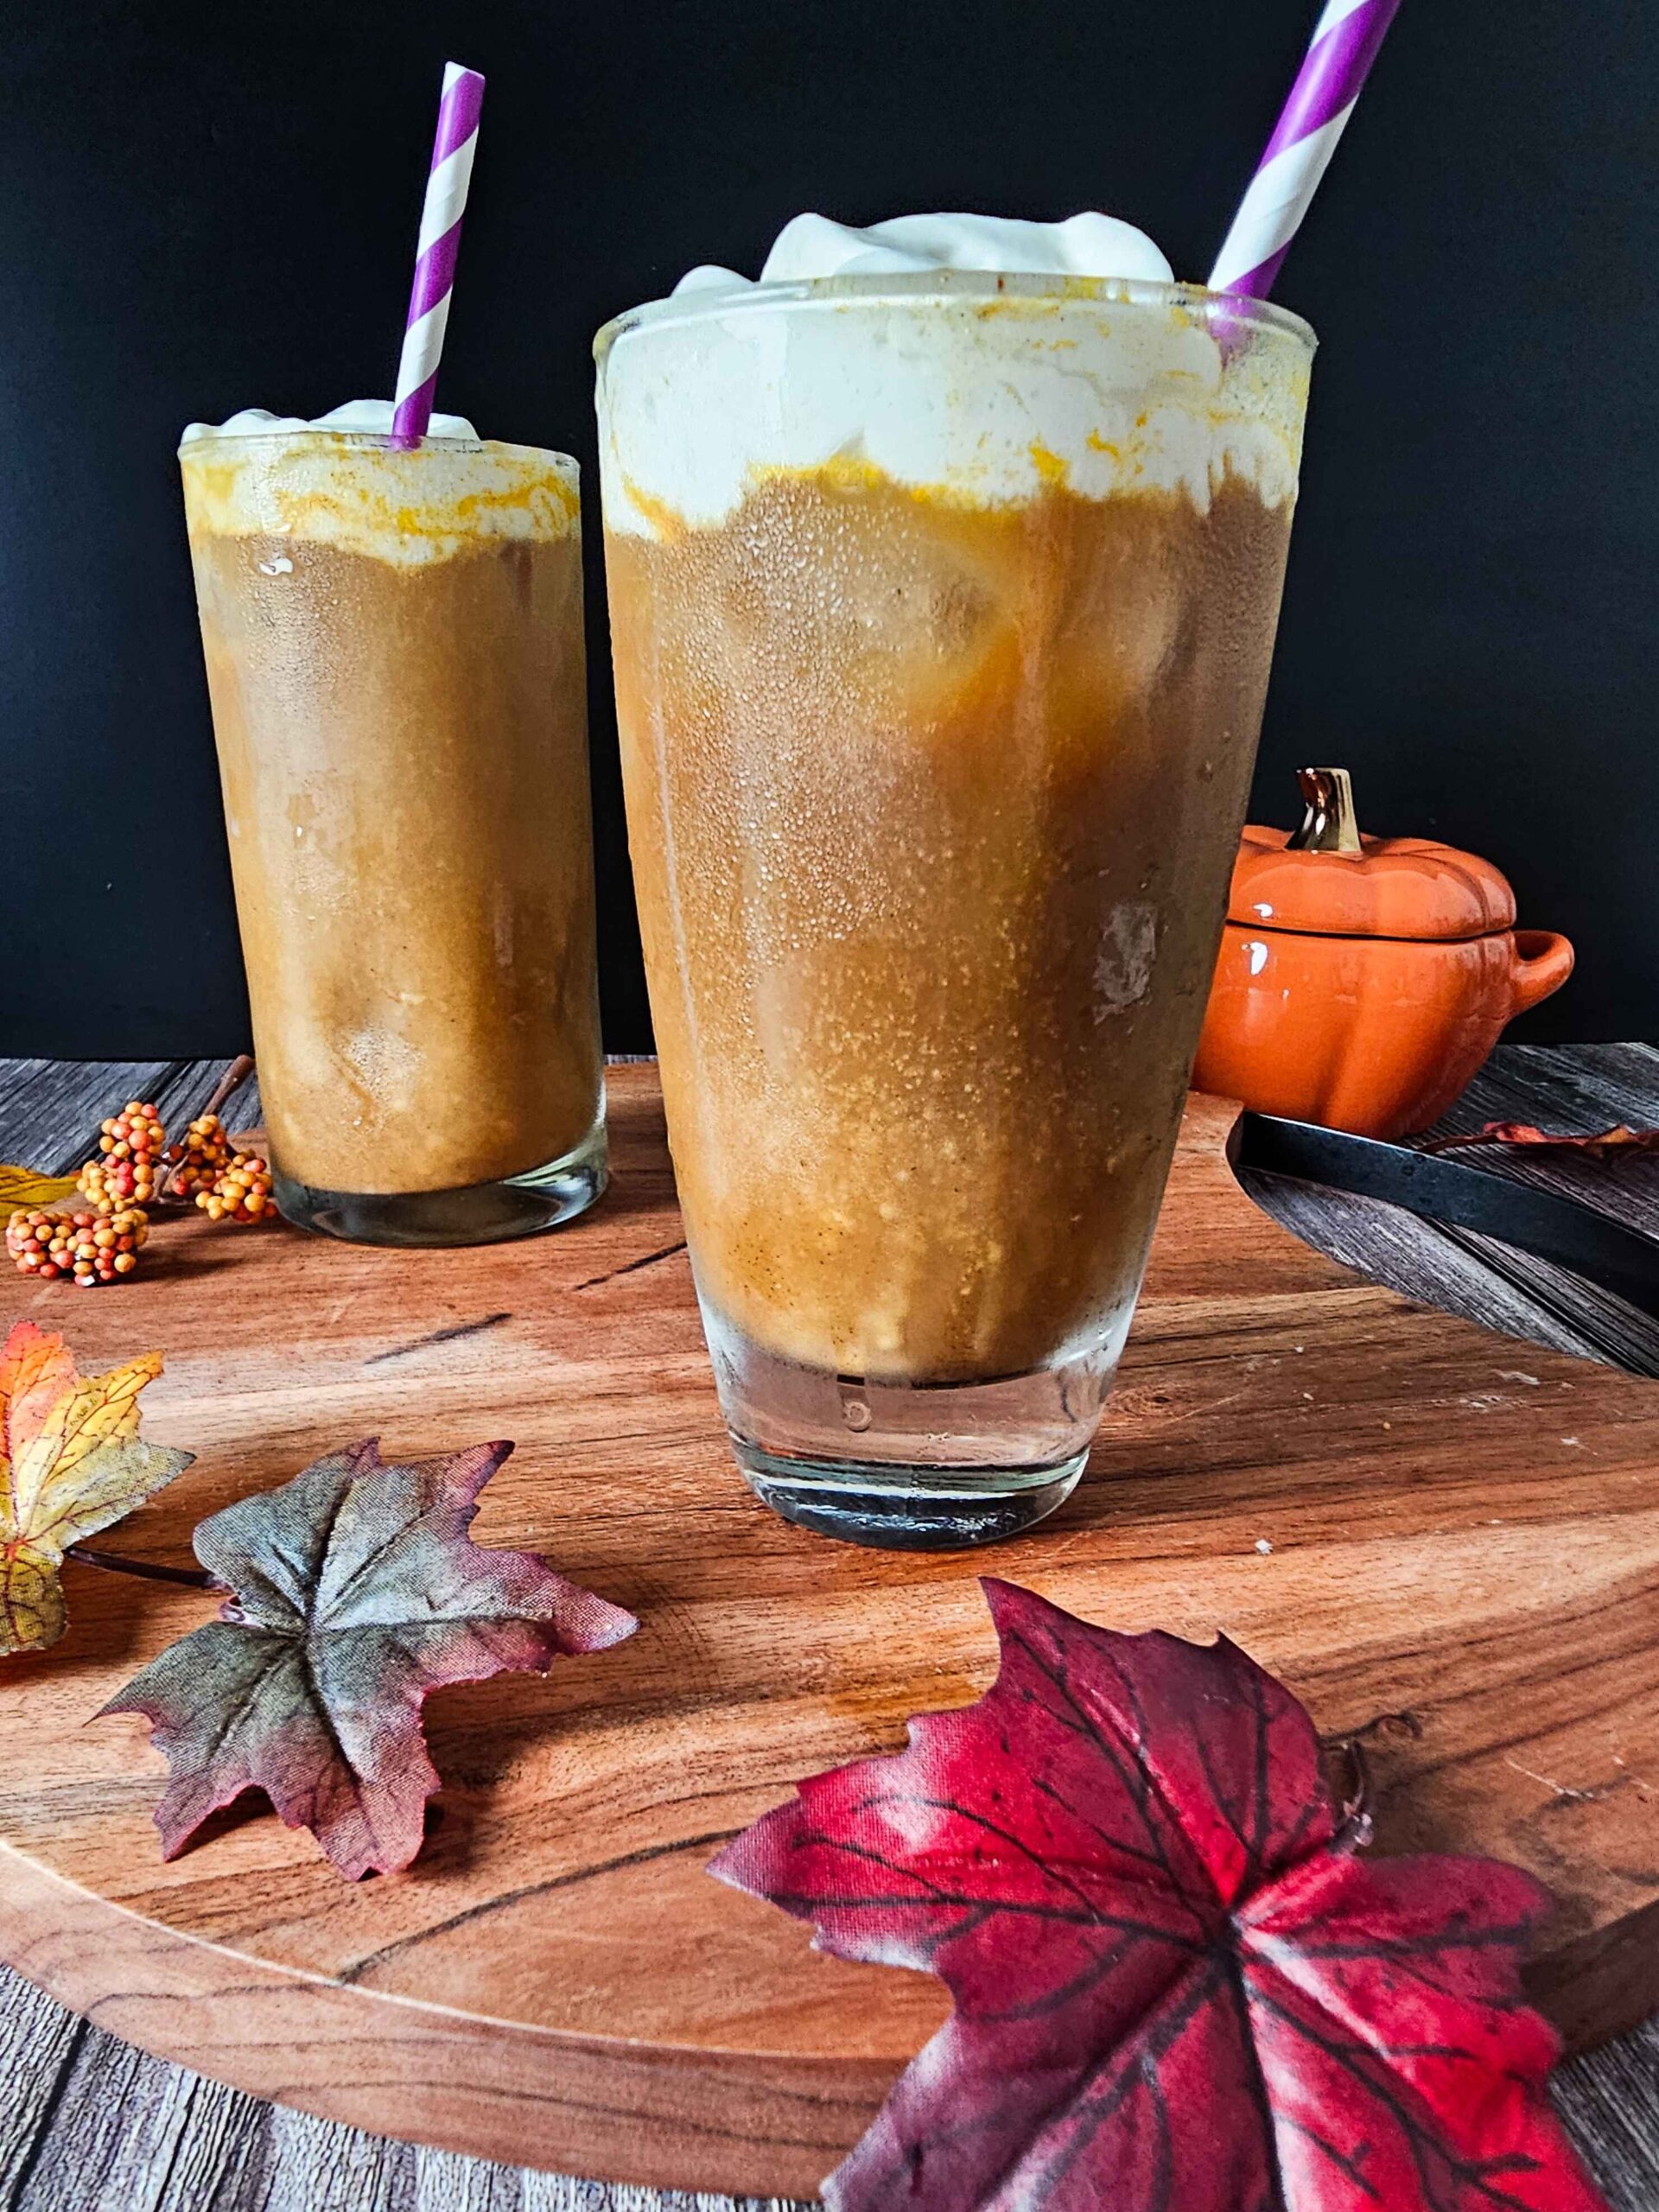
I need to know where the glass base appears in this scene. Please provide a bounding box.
[734,1440,1087,1550]
[706,1310,1124,1550]
[272,1111,607,1248]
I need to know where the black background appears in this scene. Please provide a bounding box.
[3,1,1652,1054]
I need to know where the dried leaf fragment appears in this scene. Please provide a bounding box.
[0,1165,81,1211]
[1421,1121,1659,1160]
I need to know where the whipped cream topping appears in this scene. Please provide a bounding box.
[179,403,578,567]
[596,213,1312,539]
[179,398,480,444]
[675,210,1175,296]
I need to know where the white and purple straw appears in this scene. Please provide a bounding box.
[390,62,486,448]
[1210,0,1402,299]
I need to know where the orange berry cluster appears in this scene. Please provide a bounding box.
[7,1205,149,1287]
[79,1099,166,1207]
[196,1149,273,1223]
[9,1095,275,1287]
[165,1111,235,1198]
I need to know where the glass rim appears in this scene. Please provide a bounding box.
[175,429,578,469]
[594,270,1315,365]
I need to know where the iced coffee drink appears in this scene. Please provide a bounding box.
[595,215,1313,1543]
[180,407,605,1244]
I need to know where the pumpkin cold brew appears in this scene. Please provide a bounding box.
[597,252,1313,1542]
[180,418,605,1243]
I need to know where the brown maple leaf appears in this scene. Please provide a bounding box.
[103,1437,639,1878]
[0,1320,194,1655]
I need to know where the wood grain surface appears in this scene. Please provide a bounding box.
[1,1055,1657,2203]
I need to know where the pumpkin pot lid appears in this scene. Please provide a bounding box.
[1227,768,1517,941]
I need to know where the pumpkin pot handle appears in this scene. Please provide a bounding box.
[1510,930,1574,1014]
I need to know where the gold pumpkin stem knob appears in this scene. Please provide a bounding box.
[1287,766,1363,855]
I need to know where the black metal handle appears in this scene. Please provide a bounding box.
[1234,1113,1659,1323]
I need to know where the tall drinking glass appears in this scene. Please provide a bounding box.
[595,275,1313,1546]
[180,429,606,1244]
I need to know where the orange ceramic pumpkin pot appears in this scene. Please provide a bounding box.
[1193,769,1574,1140]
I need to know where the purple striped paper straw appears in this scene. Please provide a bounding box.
[390,62,486,448]
[1210,0,1402,299]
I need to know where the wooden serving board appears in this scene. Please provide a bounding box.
[2,1065,1656,2199]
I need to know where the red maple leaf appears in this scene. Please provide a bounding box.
[713,1580,1606,2212]
[104,1438,637,1878]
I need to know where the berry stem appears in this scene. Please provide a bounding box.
[66,1544,213,1589]
[158,1056,258,1205]
[201,1053,257,1129]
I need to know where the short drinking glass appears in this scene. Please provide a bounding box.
[180,429,607,1245]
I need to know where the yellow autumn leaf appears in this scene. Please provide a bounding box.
[0,1164,81,1211]
[0,1321,195,1655]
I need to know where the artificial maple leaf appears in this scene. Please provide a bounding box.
[713,1579,1606,2212]
[104,1437,638,1879]
[1421,1121,1659,1160]
[0,1164,81,1210]
[0,1319,194,1655]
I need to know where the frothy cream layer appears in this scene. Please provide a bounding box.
[596,280,1312,539]
[677,209,1177,294]
[179,404,579,567]
[180,399,485,444]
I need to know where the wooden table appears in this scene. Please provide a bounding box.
[1,1046,1656,2212]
